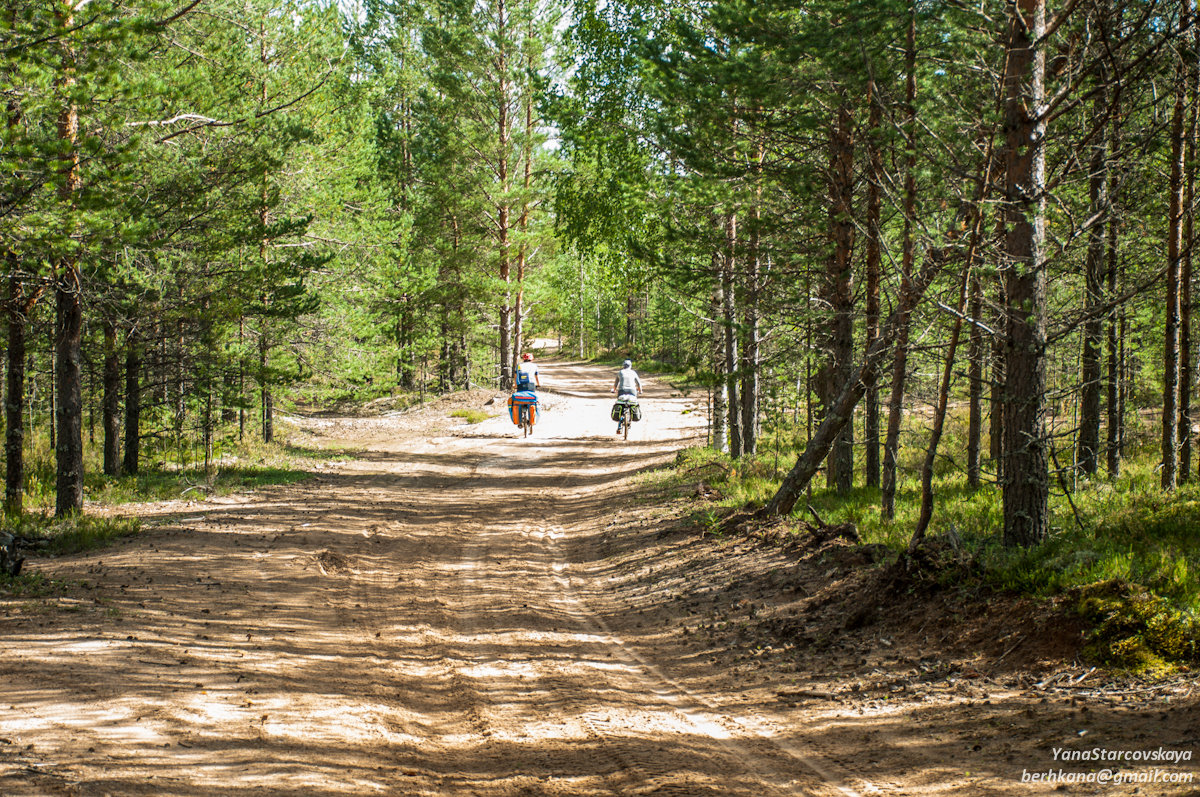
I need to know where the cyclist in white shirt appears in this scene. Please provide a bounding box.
[611,360,642,434]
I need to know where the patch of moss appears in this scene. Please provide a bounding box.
[1074,580,1199,673]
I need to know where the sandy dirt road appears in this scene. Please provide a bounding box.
[0,361,859,797]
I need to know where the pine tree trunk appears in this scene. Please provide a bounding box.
[710,249,728,453]
[882,22,919,512]
[723,211,743,459]
[822,101,856,493]
[458,329,470,390]
[1078,94,1107,476]
[237,316,245,442]
[53,9,83,517]
[495,0,513,392]
[1106,90,1123,479]
[864,80,883,489]
[1180,38,1197,483]
[55,268,84,517]
[740,130,764,456]
[966,271,983,489]
[260,332,273,444]
[1000,0,1049,547]
[880,277,913,519]
[1162,30,1188,490]
[123,328,140,476]
[174,313,185,460]
[512,72,533,381]
[989,287,1005,469]
[5,275,29,515]
[3,42,26,515]
[200,298,213,478]
[102,318,121,476]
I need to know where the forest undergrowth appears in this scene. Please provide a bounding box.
[657,411,1200,675]
[0,420,338,558]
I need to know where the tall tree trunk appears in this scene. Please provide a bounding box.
[459,327,470,390]
[710,248,728,453]
[1000,0,1050,547]
[102,317,121,476]
[1162,17,1189,490]
[397,298,416,391]
[238,316,246,442]
[1078,94,1108,476]
[989,274,1005,470]
[495,0,514,391]
[200,298,213,478]
[1106,101,1123,478]
[5,275,33,515]
[740,128,765,456]
[864,79,883,489]
[54,3,83,517]
[882,18,918,513]
[123,328,140,476]
[512,51,534,380]
[966,270,984,489]
[722,211,743,458]
[260,331,273,444]
[740,260,761,457]
[4,59,28,515]
[1181,27,1197,483]
[880,276,914,519]
[822,100,856,493]
[55,269,84,517]
[174,311,185,461]
[48,317,56,452]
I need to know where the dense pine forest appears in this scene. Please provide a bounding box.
[4,0,1200,624]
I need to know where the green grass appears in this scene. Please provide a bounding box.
[0,570,66,599]
[11,421,331,510]
[653,413,1200,672]
[451,408,494,424]
[2,512,141,556]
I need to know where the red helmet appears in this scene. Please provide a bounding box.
[522,353,533,361]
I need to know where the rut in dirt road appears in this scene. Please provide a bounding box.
[0,362,851,797]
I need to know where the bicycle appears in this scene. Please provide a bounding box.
[613,395,640,440]
[510,390,538,437]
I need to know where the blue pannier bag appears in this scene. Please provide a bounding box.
[508,390,539,425]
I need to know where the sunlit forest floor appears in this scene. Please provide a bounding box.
[1,362,1196,795]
